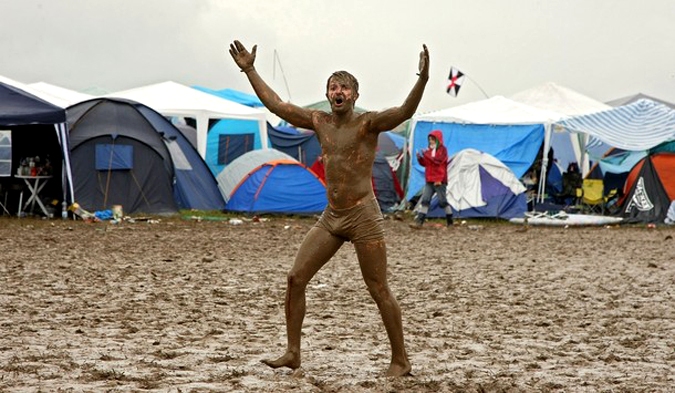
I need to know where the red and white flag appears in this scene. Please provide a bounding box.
[446,67,465,97]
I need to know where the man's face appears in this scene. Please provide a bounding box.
[326,76,358,114]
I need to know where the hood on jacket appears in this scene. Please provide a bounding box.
[429,129,444,146]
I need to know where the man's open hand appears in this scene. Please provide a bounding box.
[417,44,429,79]
[229,40,257,72]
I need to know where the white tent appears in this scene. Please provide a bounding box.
[510,82,613,179]
[510,82,611,117]
[27,82,94,107]
[106,81,268,157]
[414,95,563,125]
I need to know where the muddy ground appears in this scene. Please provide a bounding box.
[1,214,674,392]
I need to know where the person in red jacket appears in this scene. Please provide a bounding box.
[413,129,453,227]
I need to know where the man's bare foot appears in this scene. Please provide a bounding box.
[386,361,412,377]
[261,352,300,370]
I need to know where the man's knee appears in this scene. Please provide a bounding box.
[364,279,390,301]
[287,270,310,290]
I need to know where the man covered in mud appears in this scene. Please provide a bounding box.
[229,40,429,377]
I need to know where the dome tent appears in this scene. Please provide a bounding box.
[424,149,527,219]
[67,98,225,215]
[217,149,327,215]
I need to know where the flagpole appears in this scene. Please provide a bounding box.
[465,74,490,99]
[273,49,293,102]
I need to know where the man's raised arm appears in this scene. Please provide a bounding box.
[369,44,429,133]
[229,40,313,130]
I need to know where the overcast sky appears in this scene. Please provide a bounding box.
[2,0,674,113]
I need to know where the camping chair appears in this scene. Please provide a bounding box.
[576,179,605,214]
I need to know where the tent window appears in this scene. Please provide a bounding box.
[0,130,11,177]
[218,134,254,165]
[165,139,192,171]
[95,144,133,170]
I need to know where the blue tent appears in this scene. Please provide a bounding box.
[206,118,267,176]
[268,124,321,166]
[67,98,225,214]
[217,149,327,215]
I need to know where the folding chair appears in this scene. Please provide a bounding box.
[576,178,605,214]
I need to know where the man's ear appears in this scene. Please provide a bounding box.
[353,92,359,102]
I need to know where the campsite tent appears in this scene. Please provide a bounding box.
[620,153,675,224]
[407,96,562,201]
[372,152,404,212]
[267,123,321,166]
[67,98,225,215]
[510,82,611,174]
[0,75,73,215]
[217,149,327,215]
[424,149,527,219]
[106,81,268,160]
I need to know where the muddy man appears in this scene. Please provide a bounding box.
[229,40,429,377]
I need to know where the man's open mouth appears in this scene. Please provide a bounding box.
[335,97,344,105]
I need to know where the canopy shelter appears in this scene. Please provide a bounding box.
[510,82,611,174]
[553,99,675,152]
[550,99,675,209]
[106,81,268,158]
[407,96,562,202]
[27,82,94,107]
[0,75,73,216]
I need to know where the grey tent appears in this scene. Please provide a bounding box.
[67,98,225,215]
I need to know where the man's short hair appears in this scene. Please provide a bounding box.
[326,71,359,94]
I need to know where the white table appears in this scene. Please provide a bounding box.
[16,175,52,217]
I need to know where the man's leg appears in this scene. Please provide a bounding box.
[263,226,344,369]
[354,239,411,377]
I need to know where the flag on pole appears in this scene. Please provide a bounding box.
[446,67,465,97]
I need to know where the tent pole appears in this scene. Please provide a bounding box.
[537,123,552,204]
